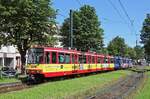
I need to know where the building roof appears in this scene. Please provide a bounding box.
[0,45,19,53]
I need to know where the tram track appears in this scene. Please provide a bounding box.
[0,72,106,94]
[0,66,149,96]
[86,67,147,99]
[0,82,31,94]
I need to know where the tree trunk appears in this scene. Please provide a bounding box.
[20,50,27,74]
[17,39,29,74]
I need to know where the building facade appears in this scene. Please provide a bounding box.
[0,45,21,70]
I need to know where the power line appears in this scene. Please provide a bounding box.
[107,0,138,46]
[107,0,134,36]
[107,0,127,24]
[107,0,133,30]
[118,0,133,26]
[57,13,67,18]
[75,0,82,6]
[74,0,127,25]
[118,0,138,45]
[101,17,128,24]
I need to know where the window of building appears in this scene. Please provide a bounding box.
[52,52,57,63]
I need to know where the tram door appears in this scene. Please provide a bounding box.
[103,56,109,71]
[97,56,101,71]
[88,55,91,71]
[78,54,84,72]
[72,54,78,73]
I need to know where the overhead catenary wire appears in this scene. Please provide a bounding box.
[107,0,128,24]
[118,0,138,46]
[118,0,133,26]
[117,0,136,33]
[107,0,139,46]
[101,17,128,24]
[57,13,67,18]
[74,0,129,25]
[75,0,83,6]
[108,0,132,36]
[59,0,137,35]
[107,0,133,34]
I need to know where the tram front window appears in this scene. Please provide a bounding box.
[27,48,44,64]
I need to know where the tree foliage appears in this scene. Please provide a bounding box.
[140,14,150,61]
[0,33,4,47]
[126,46,136,59]
[0,0,56,68]
[107,36,145,59]
[134,45,144,59]
[60,5,104,51]
[107,36,126,56]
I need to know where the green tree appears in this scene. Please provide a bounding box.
[126,46,136,59]
[0,33,4,47]
[107,36,127,56]
[100,47,109,55]
[60,5,104,51]
[0,0,56,70]
[140,14,150,61]
[134,45,144,59]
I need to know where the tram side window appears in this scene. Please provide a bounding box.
[92,56,95,63]
[101,57,104,63]
[114,58,116,63]
[88,56,91,64]
[72,54,77,64]
[98,57,101,63]
[83,55,86,63]
[45,52,50,64]
[111,58,114,63]
[65,54,70,64]
[72,54,78,64]
[79,55,82,64]
[72,54,75,64]
[78,55,86,64]
[123,59,126,63]
[104,57,108,63]
[52,52,57,63]
[58,53,65,64]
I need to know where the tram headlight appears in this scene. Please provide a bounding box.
[26,69,42,74]
[31,65,37,68]
[36,70,42,73]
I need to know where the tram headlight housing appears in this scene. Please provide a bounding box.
[26,69,42,74]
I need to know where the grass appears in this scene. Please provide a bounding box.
[0,78,20,84]
[144,66,150,70]
[133,71,150,99]
[0,70,132,99]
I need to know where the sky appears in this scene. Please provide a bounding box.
[52,0,150,47]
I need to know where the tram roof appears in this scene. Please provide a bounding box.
[31,46,107,57]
